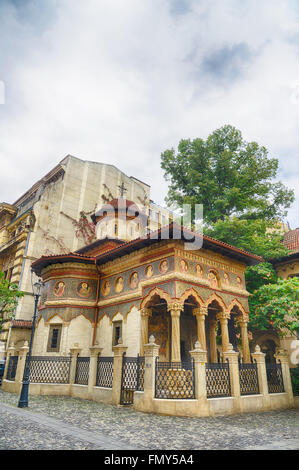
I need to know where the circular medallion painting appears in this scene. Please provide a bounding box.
[159,259,169,274]
[145,265,153,278]
[115,276,124,293]
[102,280,111,296]
[53,281,65,297]
[77,281,92,298]
[129,272,139,289]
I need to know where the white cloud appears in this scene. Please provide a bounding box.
[0,0,298,227]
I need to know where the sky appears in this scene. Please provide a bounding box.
[0,0,298,228]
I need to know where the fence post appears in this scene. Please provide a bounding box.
[252,345,270,409]
[190,341,209,416]
[112,340,127,405]
[69,346,82,385]
[222,343,240,412]
[88,345,103,397]
[15,341,29,387]
[3,342,16,382]
[143,335,159,402]
[274,348,294,407]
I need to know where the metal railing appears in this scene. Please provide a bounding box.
[75,357,90,385]
[27,356,71,384]
[206,361,231,398]
[96,356,113,388]
[136,356,145,392]
[266,362,284,394]
[6,356,18,381]
[239,362,260,395]
[155,358,195,399]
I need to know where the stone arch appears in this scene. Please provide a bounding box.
[44,312,65,325]
[140,287,172,309]
[227,298,248,320]
[179,288,205,307]
[205,292,227,312]
[109,310,123,324]
[71,311,94,325]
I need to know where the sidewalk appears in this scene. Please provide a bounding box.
[0,390,298,450]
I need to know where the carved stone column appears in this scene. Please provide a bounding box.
[209,318,218,363]
[168,302,184,362]
[217,311,231,353]
[193,306,208,351]
[140,308,152,356]
[237,316,251,363]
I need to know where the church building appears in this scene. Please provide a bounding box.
[30,197,263,363]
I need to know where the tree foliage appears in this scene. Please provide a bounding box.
[161,125,294,224]
[0,271,24,331]
[204,217,289,261]
[248,277,299,335]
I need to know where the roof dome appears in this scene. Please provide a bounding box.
[91,198,148,224]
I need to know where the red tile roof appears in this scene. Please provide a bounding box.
[283,228,299,253]
[11,320,33,329]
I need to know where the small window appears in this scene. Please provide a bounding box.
[112,321,122,347]
[47,325,62,352]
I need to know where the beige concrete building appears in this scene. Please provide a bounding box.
[0,155,171,353]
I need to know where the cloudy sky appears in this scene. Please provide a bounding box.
[0,0,299,228]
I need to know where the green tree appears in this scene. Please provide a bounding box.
[248,277,299,336]
[161,125,294,224]
[0,271,24,332]
[204,217,289,261]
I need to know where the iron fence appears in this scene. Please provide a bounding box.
[136,356,145,391]
[206,362,231,398]
[75,357,90,385]
[239,362,260,395]
[96,356,113,388]
[120,355,145,405]
[6,355,18,381]
[155,359,195,399]
[27,356,71,384]
[266,362,284,394]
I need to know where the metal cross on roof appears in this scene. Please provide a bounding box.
[118,181,127,198]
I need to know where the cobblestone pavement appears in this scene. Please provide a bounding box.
[0,390,298,450]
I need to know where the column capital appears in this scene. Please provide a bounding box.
[140,307,152,317]
[193,306,208,317]
[236,315,249,325]
[216,311,230,321]
[168,302,184,315]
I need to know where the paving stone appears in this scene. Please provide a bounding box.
[0,390,298,450]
